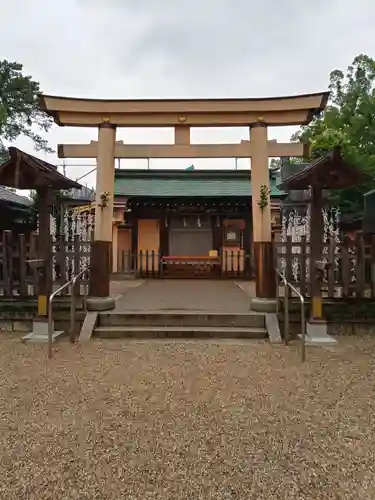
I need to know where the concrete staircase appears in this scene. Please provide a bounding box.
[93,311,268,340]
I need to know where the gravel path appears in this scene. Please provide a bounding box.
[1,335,375,499]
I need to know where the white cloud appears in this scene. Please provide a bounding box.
[1,0,375,187]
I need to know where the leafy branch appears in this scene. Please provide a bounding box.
[0,60,54,162]
[257,185,271,210]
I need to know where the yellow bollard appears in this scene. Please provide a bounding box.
[37,294,47,316]
[311,295,323,320]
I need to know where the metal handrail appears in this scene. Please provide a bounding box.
[275,268,306,362]
[47,265,91,359]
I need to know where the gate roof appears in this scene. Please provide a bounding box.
[277,147,365,191]
[0,147,82,190]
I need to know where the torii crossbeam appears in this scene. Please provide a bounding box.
[57,139,306,159]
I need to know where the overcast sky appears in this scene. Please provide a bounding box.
[1,0,375,188]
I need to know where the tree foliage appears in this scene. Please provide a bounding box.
[269,157,302,175]
[0,60,53,162]
[292,54,375,214]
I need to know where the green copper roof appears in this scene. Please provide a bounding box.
[114,169,284,198]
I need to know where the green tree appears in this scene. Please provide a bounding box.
[0,60,53,162]
[292,54,375,214]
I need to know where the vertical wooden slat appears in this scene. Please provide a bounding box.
[159,250,163,277]
[355,234,365,298]
[139,250,143,277]
[243,216,252,277]
[371,235,375,298]
[133,251,137,276]
[73,234,81,296]
[341,236,351,298]
[6,231,13,296]
[3,231,11,297]
[44,233,53,300]
[131,218,138,272]
[29,232,39,296]
[18,234,27,296]
[151,250,155,276]
[299,236,307,296]
[124,250,128,274]
[309,184,324,320]
[145,250,149,276]
[327,236,336,298]
[0,232,4,294]
[285,235,293,283]
[59,235,67,293]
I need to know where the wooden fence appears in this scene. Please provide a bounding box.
[274,234,375,299]
[0,231,91,298]
[114,250,253,279]
[6,230,373,298]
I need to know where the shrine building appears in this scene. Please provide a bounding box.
[111,167,284,277]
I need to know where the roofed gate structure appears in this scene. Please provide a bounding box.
[278,147,365,327]
[0,148,82,336]
[40,92,329,312]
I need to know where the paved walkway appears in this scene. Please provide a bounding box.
[112,279,253,312]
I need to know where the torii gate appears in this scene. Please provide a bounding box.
[40,92,329,312]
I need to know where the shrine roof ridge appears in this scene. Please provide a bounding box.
[0,185,33,207]
[114,170,284,198]
[114,169,279,179]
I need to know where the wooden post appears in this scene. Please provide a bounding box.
[355,234,365,298]
[131,215,138,275]
[36,187,54,318]
[243,215,252,278]
[3,231,11,297]
[327,236,336,298]
[29,232,39,295]
[309,184,323,320]
[18,234,27,296]
[341,235,351,298]
[371,235,375,298]
[300,235,307,297]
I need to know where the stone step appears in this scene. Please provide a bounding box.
[298,333,338,346]
[94,325,267,339]
[98,311,265,328]
[21,330,64,344]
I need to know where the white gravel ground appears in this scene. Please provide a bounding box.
[1,335,375,499]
